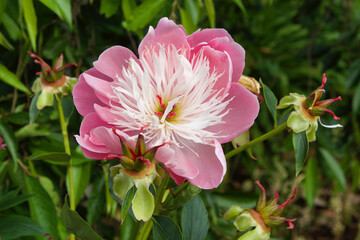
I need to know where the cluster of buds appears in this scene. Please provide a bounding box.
[277,73,342,142]
[28,52,77,109]
[107,128,169,221]
[224,181,297,240]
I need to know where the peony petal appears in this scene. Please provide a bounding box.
[191,45,232,96]
[92,127,122,154]
[184,139,226,189]
[207,37,245,82]
[187,29,232,47]
[156,144,199,180]
[188,29,245,82]
[83,72,120,105]
[138,17,190,56]
[206,82,260,144]
[93,46,138,80]
[73,68,109,116]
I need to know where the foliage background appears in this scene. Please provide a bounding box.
[0,0,359,239]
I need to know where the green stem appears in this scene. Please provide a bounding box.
[154,173,170,214]
[56,95,75,240]
[136,220,153,240]
[225,122,288,159]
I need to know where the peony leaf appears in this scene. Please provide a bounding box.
[181,195,209,240]
[28,152,70,165]
[153,215,183,240]
[29,93,40,125]
[25,175,60,239]
[0,64,31,94]
[22,0,37,51]
[319,148,346,191]
[293,130,309,176]
[120,186,134,224]
[204,0,215,28]
[0,118,18,167]
[0,214,46,239]
[61,197,103,240]
[66,162,91,207]
[87,176,106,226]
[260,80,278,126]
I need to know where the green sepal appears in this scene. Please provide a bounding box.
[135,134,147,156]
[132,180,154,221]
[119,156,136,170]
[37,90,54,110]
[223,206,245,221]
[113,170,134,200]
[277,93,303,109]
[287,112,310,133]
[120,136,136,159]
[234,211,257,231]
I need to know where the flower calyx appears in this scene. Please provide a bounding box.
[223,181,297,240]
[105,128,170,177]
[28,51,77,84]
[254,181,297,229]
[28,52,78,110]
[277,73,342,142]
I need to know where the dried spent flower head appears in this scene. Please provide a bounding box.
[277,73,342,142]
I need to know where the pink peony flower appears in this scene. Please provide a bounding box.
[73,18,259,189]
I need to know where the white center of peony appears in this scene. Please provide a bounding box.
[110,44,232,147]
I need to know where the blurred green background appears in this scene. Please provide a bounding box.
[0,0,359,239]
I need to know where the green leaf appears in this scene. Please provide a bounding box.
[22,0,37,51]
[120,186,134,224]
[0,190,34,212]
[61,97,74,122]
[29,93,40,125]
[61,197,103,240]
[3,12,22,41]
[100,0,121,18]
[123,0,167,32]
[153,215,183,240]
[87,176,106,226]
[122,0,136,21]
[0,0,7,23]
[204,0,215,28]
[0,64,31,94]
[304,157,318,209]
[260,80,278,125]
[40,0,73,29]
[28,152,70,164]
[66,162,91,207]
[0,214,46,239]
[232,0,247,16]
[179,8,197,34]
[0,161,8,182]
[319,148,346,191]
[0,32,14,50]
[25,175,60,239]
[0,118,18,167]
[181,195,209,240]
[293,131,309,176]
[120,213,136,240]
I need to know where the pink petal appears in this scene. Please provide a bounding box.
[93,46,138,80]
[156,144,199,181]
[83,72,119,105]
[92,127,122,154]
[188,29,245,82]
[207,37,245,82]
[187,29,232,46]
[94,104,123,125]
[206,82,259,144]
[191,45,232,96]
[184,139,226,189]
[73,68,107,117]
[138,17,190,57]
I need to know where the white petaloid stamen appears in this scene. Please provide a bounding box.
[111,44,232,147]
[319,118,343,129]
